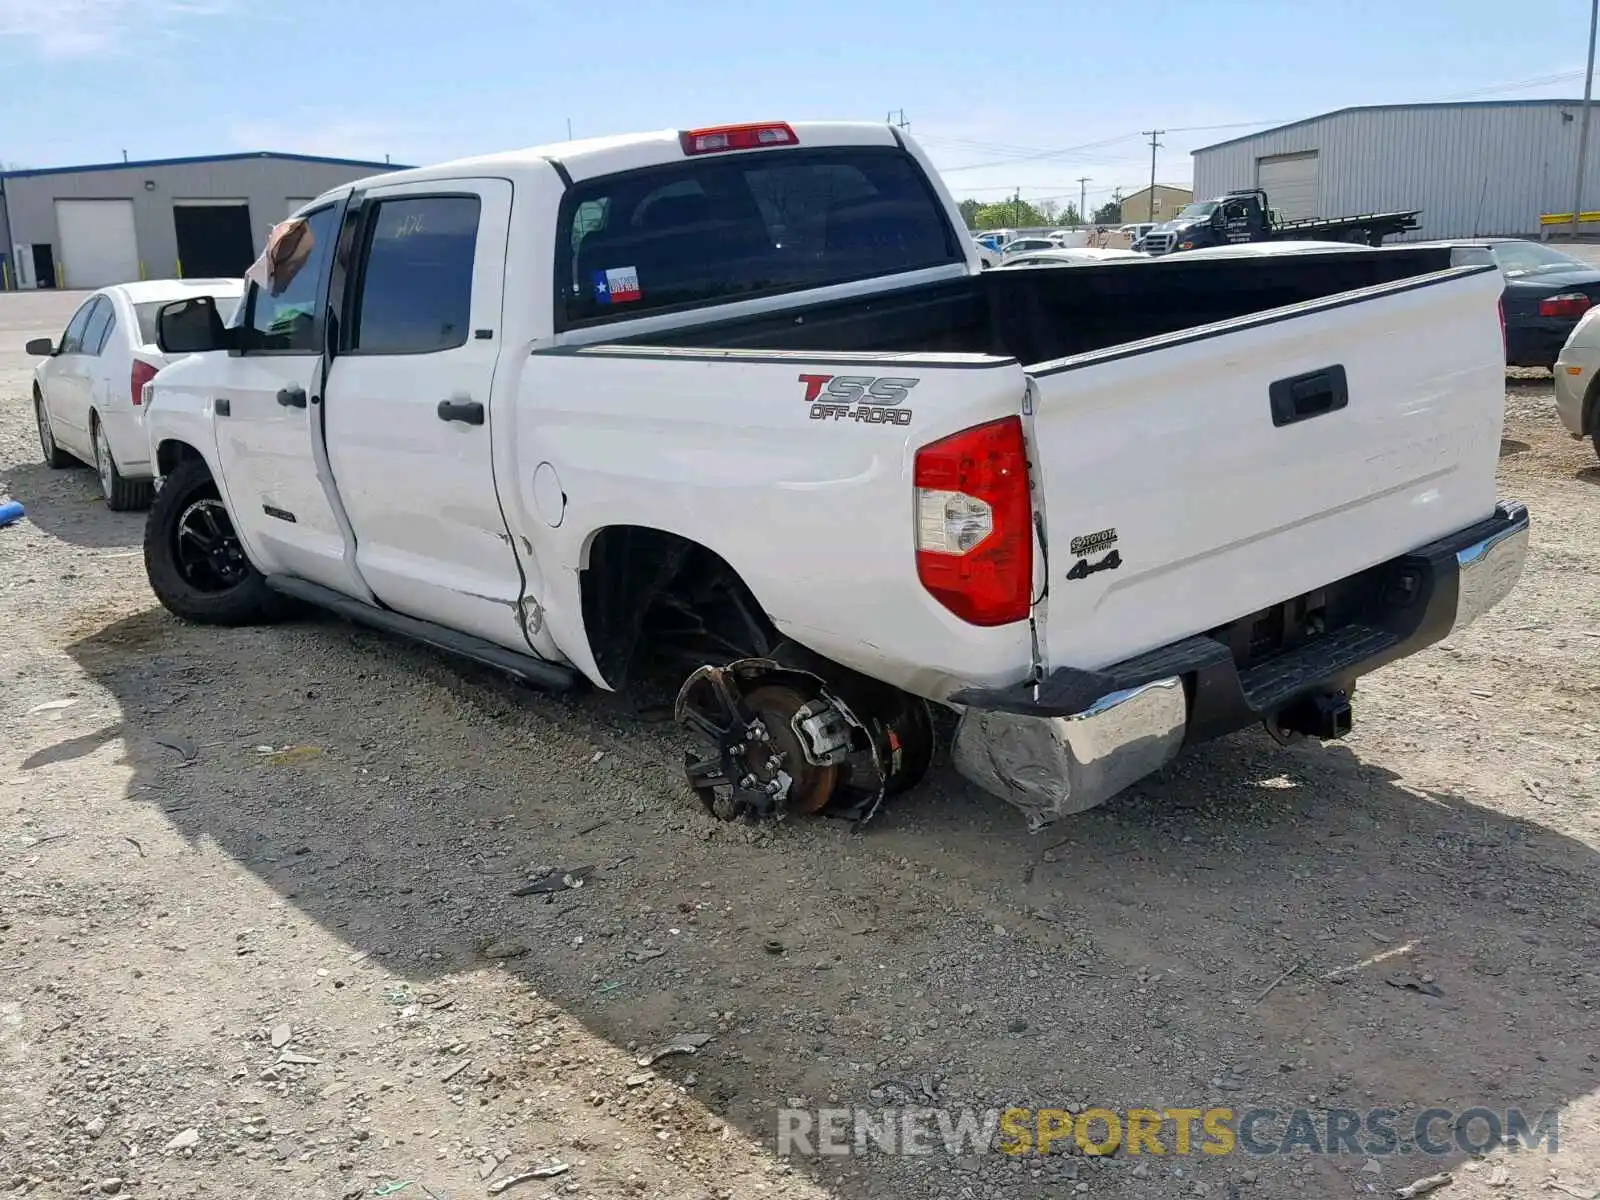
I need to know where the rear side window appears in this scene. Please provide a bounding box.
[558,147,960,329]
[348,195,480,354]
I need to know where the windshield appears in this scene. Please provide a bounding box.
[1175,201,1218,220]
[1488,241,1587,277]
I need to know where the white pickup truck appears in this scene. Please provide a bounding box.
[140,120,1529,829]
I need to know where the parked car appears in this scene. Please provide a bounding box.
[998,247,1147,268]
[138,120,1526,830]
[27,279,244,509]
[1554,305,1600,458]
[1121,222,1156,249]
[1172,240,1370,259]
[1415,238,1600,368]
[998,236,1058,257]
[1046,229,1089,248]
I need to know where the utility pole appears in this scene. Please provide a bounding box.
[1574,0,1599,238]
[567,117,574,140]
[1077,176,1091,227]
[887,109,910,130]
[1142,130,1164,222]
[1014,187,1023,228]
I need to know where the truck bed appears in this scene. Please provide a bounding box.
[631,245,1458,365]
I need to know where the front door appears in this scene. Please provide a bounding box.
[321,179,528,651]
[208,201,368,598]
[41,296,99,455]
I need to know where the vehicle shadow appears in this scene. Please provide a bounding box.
[2,459,143,550]
[60,609,1600,1197]
[1579,465,1600,487]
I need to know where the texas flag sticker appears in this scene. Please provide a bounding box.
[593,266,642,305]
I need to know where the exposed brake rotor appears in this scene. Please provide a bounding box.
[674,654,933,829]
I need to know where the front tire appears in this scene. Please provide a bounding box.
[92,415,153,511]
[1592,431,1600,462]
[144,457,281,625]
[35,391,71,469]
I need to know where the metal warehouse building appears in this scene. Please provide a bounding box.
[1191,100,1600,240]
[0,151,404,291]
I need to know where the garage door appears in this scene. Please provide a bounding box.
[55,199,140,288]
[1256,151,1320,221]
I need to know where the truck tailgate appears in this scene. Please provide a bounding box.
[1025,264,1506,674]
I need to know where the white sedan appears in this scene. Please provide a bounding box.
[27,279,243,509]
[998,247,1149,268]
[1555,305,1600,459]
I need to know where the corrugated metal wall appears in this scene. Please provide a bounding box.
[1192,103,1600,239]
[4,156,395,284]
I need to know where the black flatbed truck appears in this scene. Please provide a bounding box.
[1140,188,1421,255]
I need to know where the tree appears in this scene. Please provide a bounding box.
[958,198,981,229]
[1091,199,1122,225]
[1061,202,1082,227]
[968,199,1052,229]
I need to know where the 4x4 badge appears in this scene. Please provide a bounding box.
[1066,549,1122,581]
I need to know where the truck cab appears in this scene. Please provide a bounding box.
[1142,191,1271,254]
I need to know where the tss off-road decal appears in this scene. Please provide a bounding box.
[798,374,918,426]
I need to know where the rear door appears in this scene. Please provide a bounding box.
[1025,264,1506,675]
[321,179,528,650]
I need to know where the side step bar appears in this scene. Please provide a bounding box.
[265,576,581,693]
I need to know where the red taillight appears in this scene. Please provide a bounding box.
[130,359,158,406]
[679,123,798,156]
[913,416,1032,626]
[1538,292,1592,319]
[1498,296,1506,353]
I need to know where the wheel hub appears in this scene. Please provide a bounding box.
[674,655,931,828]
[95,426,112,493]
[175,498,249,591]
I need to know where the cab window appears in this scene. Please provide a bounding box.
[558,146,960,329]
[242,205,339,352]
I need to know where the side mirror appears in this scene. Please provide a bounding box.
[156,295,234,354]
[24,337,55,357]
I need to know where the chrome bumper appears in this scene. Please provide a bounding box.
[1451,499,1530,631]
[951,678,1187,830]
[952,500,1530,828]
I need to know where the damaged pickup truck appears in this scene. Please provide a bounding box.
[139,120,1529,829]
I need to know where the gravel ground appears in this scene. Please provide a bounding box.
[2,287,1598,1200]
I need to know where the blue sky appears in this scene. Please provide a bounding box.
[1,0,1596,213]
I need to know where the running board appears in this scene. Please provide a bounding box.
[264,576,581,692]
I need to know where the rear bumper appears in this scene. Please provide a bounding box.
[950,500,1531,827]
[98,406,152,475]
[1506,319,1577,369]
